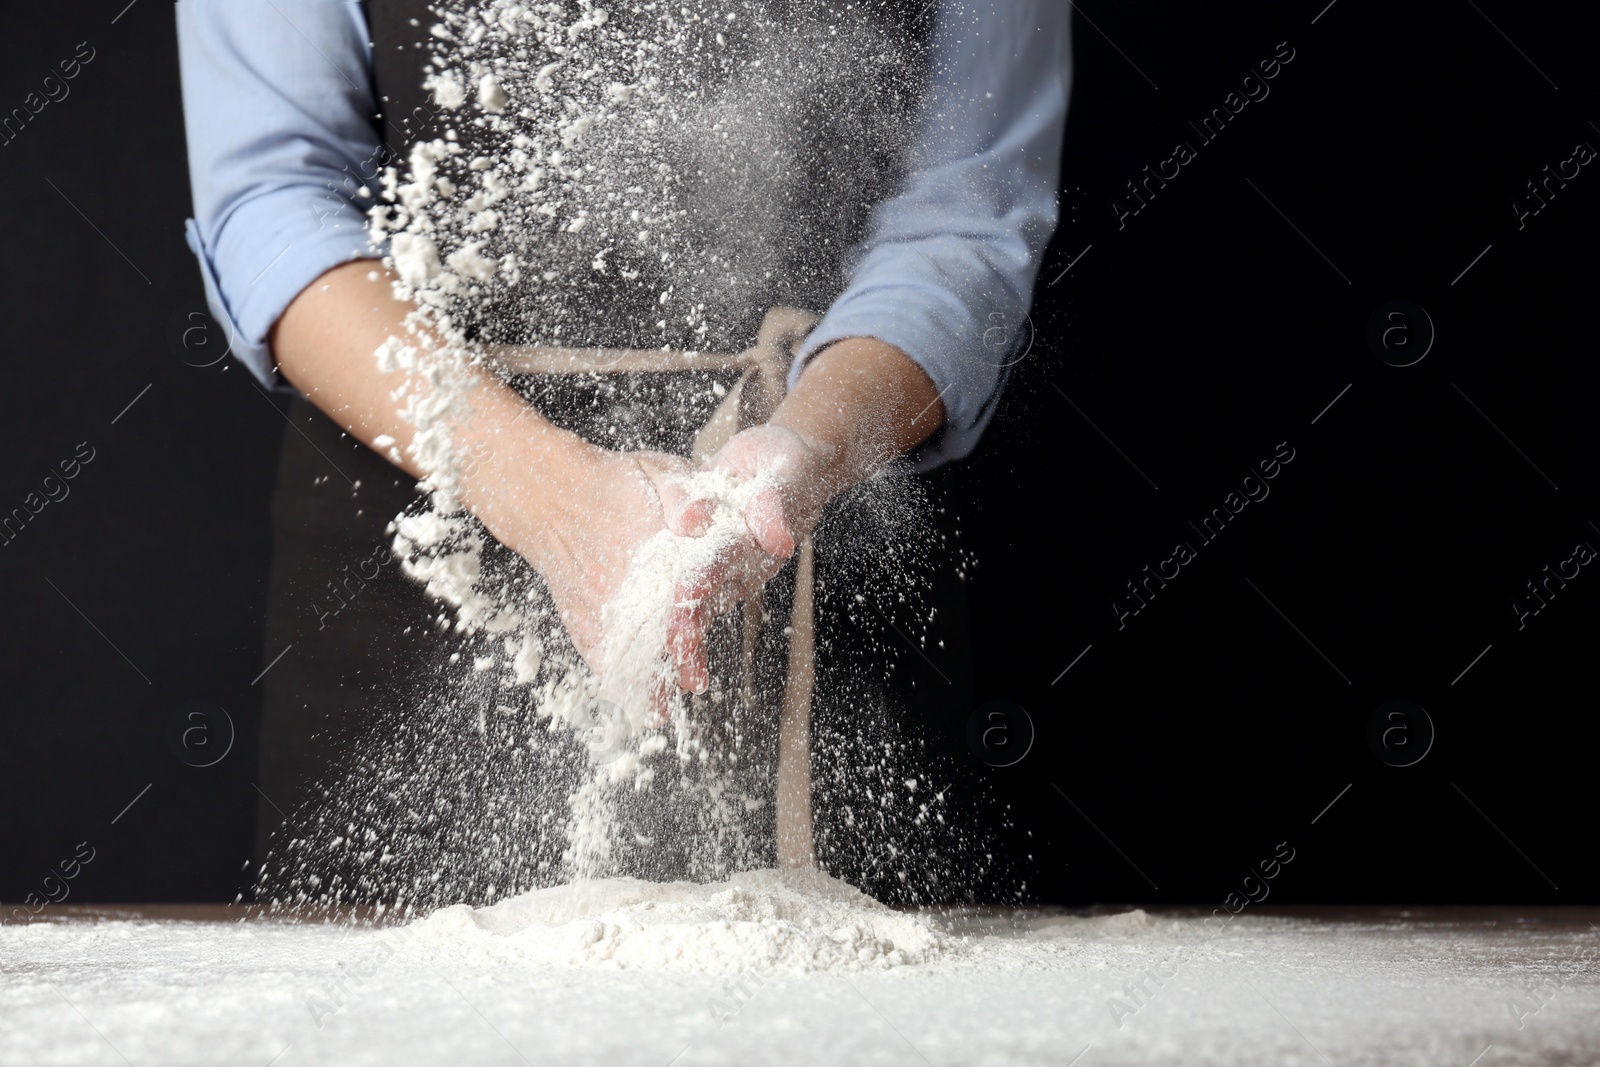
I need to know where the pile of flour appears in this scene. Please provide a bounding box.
[391,867,953,973]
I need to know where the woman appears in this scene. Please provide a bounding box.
[178,0,1068,893]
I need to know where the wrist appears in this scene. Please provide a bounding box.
[769,336,942,501]
[764,415,854,508]
[455,383,599,558]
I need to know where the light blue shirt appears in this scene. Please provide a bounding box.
[177,2,1069,467]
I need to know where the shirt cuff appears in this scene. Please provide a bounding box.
[185,194,382,391]
[790,284,1015,472]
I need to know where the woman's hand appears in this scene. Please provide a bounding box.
[464,430,731,695]
[273,260,739,695]
[694,423,833,561]
[699,335,947,562]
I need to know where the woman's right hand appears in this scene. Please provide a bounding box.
[460,418,759,697]
[461,421,697,690]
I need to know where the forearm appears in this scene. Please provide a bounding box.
[769,336,945,500]
[270,260,589,548]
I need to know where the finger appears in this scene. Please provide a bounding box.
[668,575,712,694]
[707,432,765,480]
[641,458,715,536]
[646,676,673,729]
[677,632,709,695]
[743,485,796,559]
[636,460,713,537]
[664,491,716,537]
[719,534,785,600]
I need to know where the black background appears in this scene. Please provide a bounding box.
[2,0,1595,906]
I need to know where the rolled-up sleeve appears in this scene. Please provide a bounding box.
[177,1,383,389]
[792,1,1070,468]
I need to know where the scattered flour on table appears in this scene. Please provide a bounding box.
[392,867,952,973]
[8,911,1599,1067]
[1029,909,1186,938]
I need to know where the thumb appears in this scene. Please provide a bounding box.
[743,484,796,560]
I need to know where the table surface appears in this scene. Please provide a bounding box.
[10,900,1600,926]
[3,901,1596,1066]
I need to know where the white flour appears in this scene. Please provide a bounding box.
[395,867,951,973]
[9,909,1598,1066]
